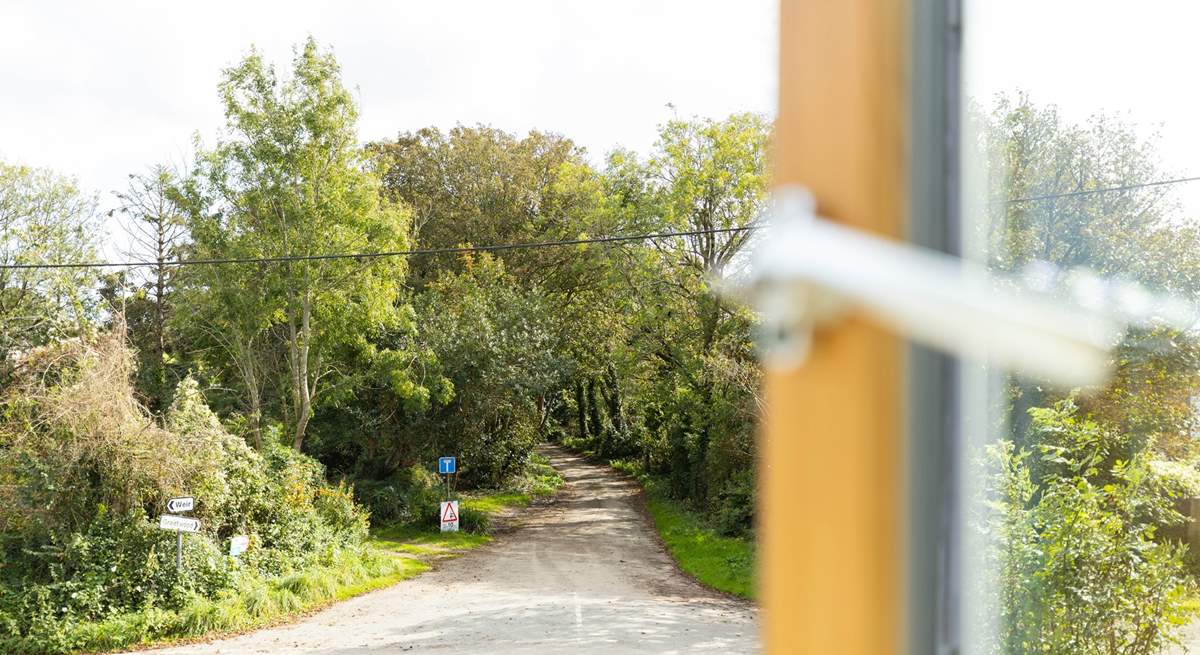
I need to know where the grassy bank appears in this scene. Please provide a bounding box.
[7,455,565,655]
[562,439,754,599]
[639,485,754,598]
[1,548,425,655]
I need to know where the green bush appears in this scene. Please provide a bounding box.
[979,399,1190,654]
[522,453,565,497]
[0,334,374,648]
[713,469,755,537]
[353,465,442,525]
[457,505,492,533]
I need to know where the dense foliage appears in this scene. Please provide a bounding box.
[980,400,1190,655]
[978,94,1200,653]
[0,161,98,356]
[15,32,1200,654]
[0,332,368,651]
[358,112,769,533]
[125,41,771,537]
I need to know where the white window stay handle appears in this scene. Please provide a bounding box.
[736,187,1198,389]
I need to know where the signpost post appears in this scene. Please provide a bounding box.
[438,456,456,502]
[160,497,198,571]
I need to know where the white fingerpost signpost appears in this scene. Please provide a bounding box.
[159,496,198,571]
[438,457,458,532]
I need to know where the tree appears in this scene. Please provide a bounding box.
[650,112,769,277]
[0,161,99,359]
[982,94,1200,457]
[369,125,590,284]
[188,38,418,451]
[108,165,189,411]
[980,400,1190,655]
[621,113,768,506]
[975,94,1200,653]
[983,93,1193,285]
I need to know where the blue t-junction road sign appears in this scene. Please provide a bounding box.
[438,456,456,475]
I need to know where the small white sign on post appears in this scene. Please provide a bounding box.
[159,514,201,533]
[230,535,250,557]
[439,500,460,533]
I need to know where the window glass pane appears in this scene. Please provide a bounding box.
[961,3,1200,653]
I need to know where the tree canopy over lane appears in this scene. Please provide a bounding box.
[361,111,769,511]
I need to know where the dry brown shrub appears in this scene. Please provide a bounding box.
[0,324,191,536]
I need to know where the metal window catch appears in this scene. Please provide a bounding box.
[734,186,1198,388]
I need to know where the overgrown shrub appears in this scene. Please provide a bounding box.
[0,332,371,647]
[352,465,442,525]
[978,399,1190,654]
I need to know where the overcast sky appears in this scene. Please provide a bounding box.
[0,0,778,255]
[4,1,1198,257]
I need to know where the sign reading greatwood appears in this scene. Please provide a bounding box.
[159,514,200,533]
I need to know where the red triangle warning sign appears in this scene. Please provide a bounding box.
[441,502,458,522]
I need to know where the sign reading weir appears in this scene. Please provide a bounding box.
[166,496,194,513]
[440,500,460,532]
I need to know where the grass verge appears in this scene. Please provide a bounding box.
[641,488,754,598]
[2,548,426,655]
[562,440,754,600]
[368,451,564,556]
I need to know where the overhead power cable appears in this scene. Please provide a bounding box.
[998,174,1200,204]
[0,225,760,271]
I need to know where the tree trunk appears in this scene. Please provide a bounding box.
[246,381,262,448]
[286,291,314,448]
[536,393,549,439]
[575,380,589,440]
[243,346,263,450]
[602,362,628,438]
[587,378,604,446]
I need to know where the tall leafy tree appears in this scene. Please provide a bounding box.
[188,38,419,451]
[0,161,99,358]
[983,94,1200,456]
[621,113,768,506]
[369,125,589,283]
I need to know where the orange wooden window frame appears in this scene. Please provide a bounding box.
[761,0,906,652]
